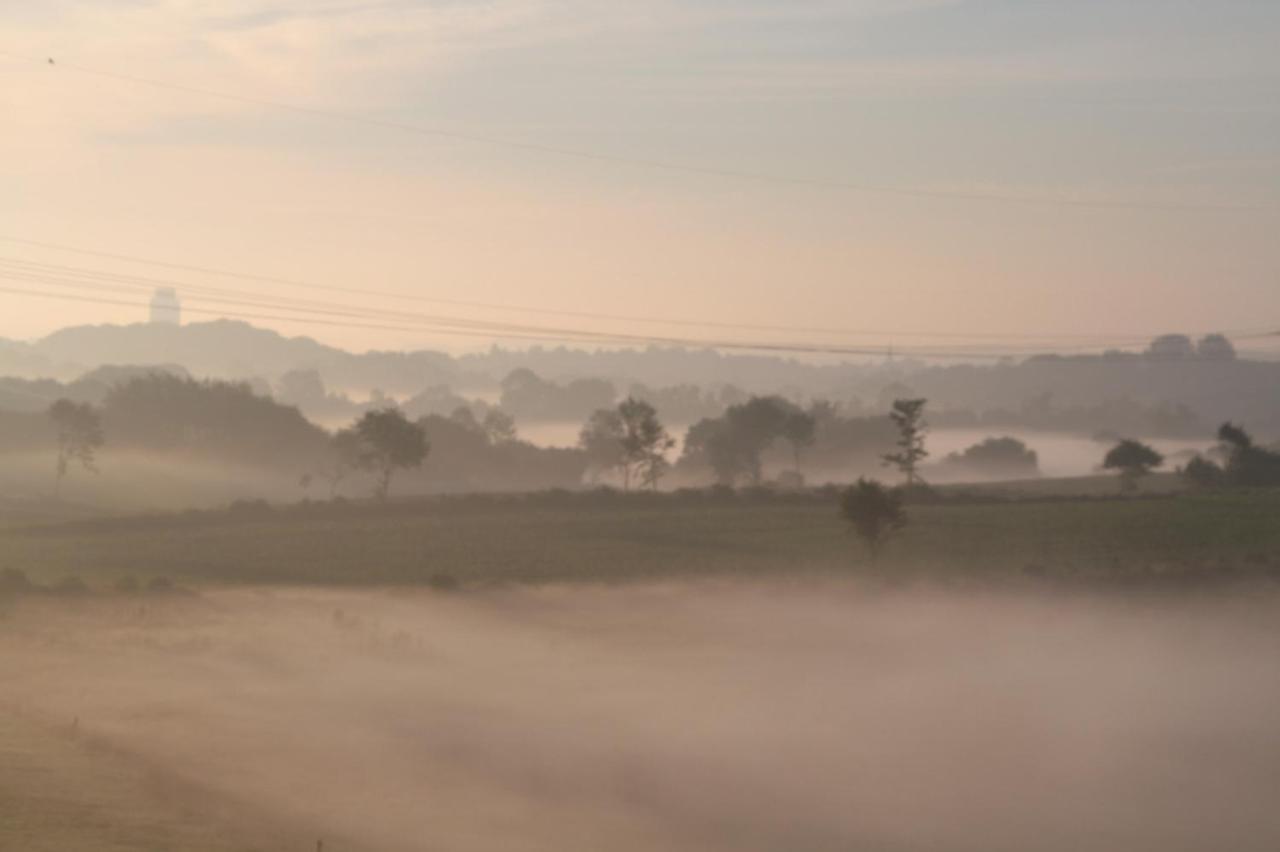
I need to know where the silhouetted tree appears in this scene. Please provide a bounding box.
[101,374,328,469]
[839,478,906,559]
[882,398,928,486]
[725,396,794,485]
[617,397,675,490]
[449,406,483,434]
[1219,421,1253,451]
[500,368,615,421]
[1217,422,1280,486]
[353,408,429,499]
[1197,334,1237,361]
[481,409,518,445]
[679,396,814,486]
[1146,334,1195,360]
[1181,455,1224,489]
[781,409,817,474]
[318,428,362,497]
[1102,439,1163,492]
[681,418,739,486]
[579,408,626,483]
[941,436,1039,480]
[48,398,104,498]
[275,368,326,406]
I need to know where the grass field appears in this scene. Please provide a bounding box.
[3,488,1278,589]
[0,710,274,852]
[4,488,1280,851]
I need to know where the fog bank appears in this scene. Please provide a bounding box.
[3,583,1279,851]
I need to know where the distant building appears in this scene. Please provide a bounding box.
[149,287,181,325]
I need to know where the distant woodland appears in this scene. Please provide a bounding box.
[1,322,1278,499]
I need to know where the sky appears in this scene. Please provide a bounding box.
[2,0,1279,355]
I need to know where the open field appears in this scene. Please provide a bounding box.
[3,585,1280,851]
[2,488,1279,589]
[4,487,1279,850]
[0,707,275,852]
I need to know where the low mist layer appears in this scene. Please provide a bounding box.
[3,583,1280,851]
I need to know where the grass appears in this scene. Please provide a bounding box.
[2,488,1279,589]
[0,710,270,852]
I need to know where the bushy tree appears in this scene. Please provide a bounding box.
[578,408,626,483]
[500,368,615,421]
[1102,439,1163,492]
[1146,334,1195,360]
[482,409,518,445]
[617,397,675,490]
[580,399,675,489]
[1181,455,1224,489]
[941,436,1039,480]
[101,374,328,469]
[781,409,817,474]
[352,408,429,499]
[48,399,104,497]
[679,396,819,486]
[1217,422,1280,486]
[839,478,906,559]
[1197,334,1236,361]
[317,428,362,497]
[882,398,928,486]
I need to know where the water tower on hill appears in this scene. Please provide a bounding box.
[149,287,181,325]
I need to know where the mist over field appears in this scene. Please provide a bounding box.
[4,583,1280,852]
[5,1,1280,848]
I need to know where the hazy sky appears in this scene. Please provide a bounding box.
[3,0,1278,353]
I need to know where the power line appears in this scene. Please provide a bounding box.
[3,49,1268,213]
[0,258,1174,356]
[0,236,1231,346]
[1,278,1156,360]
[6,275,1276,362]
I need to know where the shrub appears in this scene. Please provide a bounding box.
[51,576,89,597]
[146,576,176,594]
[839,478,907,559]
[227,499,274,520]
[113,575,141,594]
[428,572,460,592]
[0,568,33,597]
[1182,455,1224,488]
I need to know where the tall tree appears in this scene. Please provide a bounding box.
[882,398,928,487]
[1102,439,1163,492]
[617,397,675,490]
[781,409,817,474]
[578,408,626,483]
[318,428,363,498]
[48,399,104,498]
[481,409,518,445]
[353,408,429,500]
[1217,422,1280,487]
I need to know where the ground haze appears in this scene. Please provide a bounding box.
[4,583,1280,851]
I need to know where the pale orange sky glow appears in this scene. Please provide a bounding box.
[3,1,1278,355]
